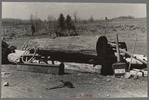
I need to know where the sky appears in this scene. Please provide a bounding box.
[2,2,146,20]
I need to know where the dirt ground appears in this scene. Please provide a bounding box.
[1,63,148,98]
[1,18,148,98]
[1,34,148,98]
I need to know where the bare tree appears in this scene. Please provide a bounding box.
[30,13,42,36]
[30,14,34,23]
[73,11,78,24]
[35,12,39,34]
[30,14,35,36]
[47,15,57,36]
[47,15,54,32]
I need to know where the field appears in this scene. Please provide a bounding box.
[1,17,148,98]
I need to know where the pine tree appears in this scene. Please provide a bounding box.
[65,15,72,30]
[58,13,65,30]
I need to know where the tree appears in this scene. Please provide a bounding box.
[58,13,65,30]
[31,23,35,36]
[65,15,72,30]
[47,15,56,34]
[30,14,34,23]
[89,15,94,22]
[48,15,54,22]
[105,17,108,21]
[30,14,35,36]
[30,13,42,36]
[73,11,78,24]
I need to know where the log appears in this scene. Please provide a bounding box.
[27,36,116,64]
[36,49,107,64]
[120,50,147,65]
[28,36,97,55]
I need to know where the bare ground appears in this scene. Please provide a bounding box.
[1,33,148,98]
[1,18,148,98]
[1,64,148,98]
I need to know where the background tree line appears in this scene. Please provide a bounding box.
[30,13,76,37]
[2,13,136,38]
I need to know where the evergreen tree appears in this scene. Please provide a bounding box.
[65,15,72,30]
[58,13,65,30]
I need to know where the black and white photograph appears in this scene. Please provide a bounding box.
[1,2,148,98]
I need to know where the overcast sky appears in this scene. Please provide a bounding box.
[2,2,146,20]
